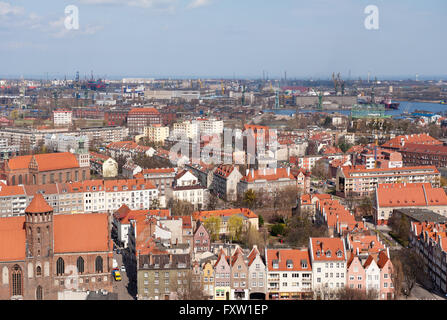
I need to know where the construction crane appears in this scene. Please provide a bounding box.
[220,80,225,96]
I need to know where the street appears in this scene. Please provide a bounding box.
[112,248,137,300]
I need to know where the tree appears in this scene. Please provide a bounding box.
[170,269,208,300]
[206,193,218,210]
[258,215,264,227]
[203,216,222,241]
[242,226,266,252]
[337,136,353,153]
[227,215,244,242]
[285,212,328,247]
[270,223,286,237]
[390,255,404,300]
[242,189,256,208]
[150,198,160,210]
[336,287,379,300]
[312,159,329,180]
[392,248,428,298]
[168,199,194,217]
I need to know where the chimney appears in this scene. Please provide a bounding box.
[387,247,390,258]
[356,247,359,255]
[287,167,290,176]
[169,254,173,265]
[246,169,249,176]
[251,169,254,178]
[149,253,153,266]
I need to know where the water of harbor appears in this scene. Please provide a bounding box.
[266,101,447,118]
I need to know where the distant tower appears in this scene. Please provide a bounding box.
[275,89,280,109]
[416,74,419,82]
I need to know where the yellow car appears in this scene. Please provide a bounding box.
[113,270,122,281]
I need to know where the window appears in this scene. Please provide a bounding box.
[77,257,85,274]
[36,266,42,276]
[12,265,22,296]
[36,285,43,300]
[56,258,65,276]
[95,256,103,273]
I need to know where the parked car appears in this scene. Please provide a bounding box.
[120,265,126,272]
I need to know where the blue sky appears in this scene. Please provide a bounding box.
[0,0,446,79]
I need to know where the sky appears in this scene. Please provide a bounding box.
[0,0,446,80]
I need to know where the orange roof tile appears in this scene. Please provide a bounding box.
[25,193,54,213]
[266,249,311,271]
[0,216,26,262]
[53,213,110,253]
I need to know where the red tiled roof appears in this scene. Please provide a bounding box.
[266,249,311,271]
[0,216,26,262]
[377,183,447,207]
[128,107,160,114]
[310,237,346,261]
[241,168,295,183]
[53,213,110,253]
[25,193,54,213]
[382,133,442,149]
[193,208,257,221]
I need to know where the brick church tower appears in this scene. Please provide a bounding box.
[23,193,55,300]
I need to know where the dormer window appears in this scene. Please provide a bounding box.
[336,250,343,258]
[326,250,331,257]
[272,259,279,269]
[301,260,307,269]
[316,250,321,257]
[286,260,293,269]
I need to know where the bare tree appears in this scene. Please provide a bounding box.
[170,270,208,300]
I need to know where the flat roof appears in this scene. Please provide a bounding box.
[394,208,447,223]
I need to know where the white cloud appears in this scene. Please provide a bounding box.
[187,0,211,9]
[0,1,24,16]
[79,0,176,9]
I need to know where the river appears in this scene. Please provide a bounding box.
[266,101,447,118]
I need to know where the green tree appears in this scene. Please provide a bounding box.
[270,223,286,237]
[258,215,264,227]
[203,216,222,241]
[227,215,244,242]
[243,189,256,208]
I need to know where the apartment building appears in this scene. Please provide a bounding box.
[336,165,441,198]
[374,183,447,225]
[192,118,224,136]
[144,124,170,145]
[265,248,312,300]
[137,250,191,300]
[410,221,447,293]
[127,108,162,134]
[53,109,73,126]
[309,237,347,299]
[212,165,243,202]
[192,208,259,237]
[172,170,208,210]
[237,168,297,195]
[171,121,199,140]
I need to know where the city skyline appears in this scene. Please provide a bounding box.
[0,0,446,79]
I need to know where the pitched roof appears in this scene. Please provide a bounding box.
[33,152,80,172]
[25,193,54,213]
[376,183,447,208]
[266,249,311,272]
[241,168,296,183]
[53,213,110,253]
[193,208,257,221]
[310,237,346,261]
[0,216,26,262]
[382,133,442,149]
